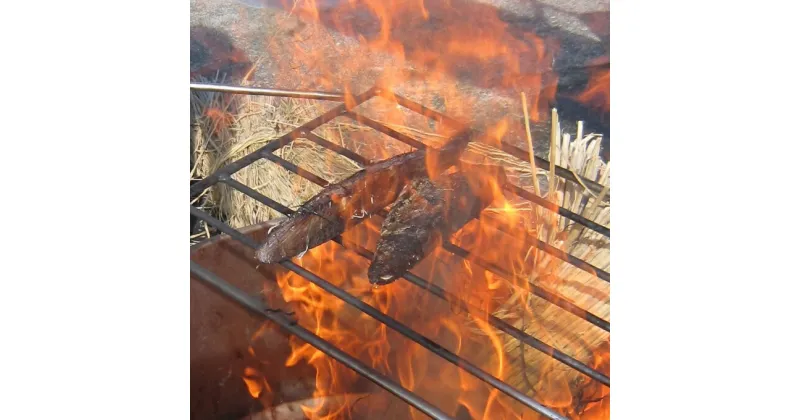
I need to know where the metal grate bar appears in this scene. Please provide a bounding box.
[339,239,610,386]
[262,132,609,282]
[261,150,610,330]
[191,206,567,420]
[190,86,377,196]
[260,151,331,187]
[439,242,610,331]
[303,131,373,166]
[387,91,609,199]
[220,167,609,384]
[282,259,568,420]
[215,160,609,379]
[190,82,347,101]
[190,83,612,419]
[219,176,294,215]
[343,110,609,239]
[505,183,610,237]
[192,83,609,237]
[190,261,452,420]
[481,213,610,282]
[345,111,430,151]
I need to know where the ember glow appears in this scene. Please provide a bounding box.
[234,0,609,418]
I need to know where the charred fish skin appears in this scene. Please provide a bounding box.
[255,131,475,264]
[367,178,446,285]
[368,167,508,285]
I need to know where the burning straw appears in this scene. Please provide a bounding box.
[451,100,609,416]
[480,105,610,417]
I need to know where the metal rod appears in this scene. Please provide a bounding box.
[440,242,610,332]
[481,213,610,283]
[220,174,609,345]
[304,131,372,166]
[190,85,612,416]
[256,148,610,328]
[190,206,260,249]
[344,110,608,238]
[279,260,569,420]
[389,91,609,199]
[191,206,567,419]
[190,86,377,196]
[386,90,465,128]
[190,82,346,101]
[191,83,609,200]
[209,173,609,353]
[214,175,609,380]
[260,137,609,282]
[339,239,610,386]
[219,176,294,215]
[346,111,430,151]
[260,151,331,187]
[190,262,453,420]
[505,183,610,238]
[497,142,609,200]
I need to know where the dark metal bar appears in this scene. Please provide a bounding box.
[193,83,609,202]
[345,111,430,151]
[190,206,260,249]
[219,176,294,215]
[280,260,568,420]
[496,142,608,200]
[190,86,377,196]
[342,111,608,238]
[481,213,610,283]
[260,127,610,281]
[190,262,452,420]
[386,91,465,128]
[191,85,612,416]
[196,179,608,346]
[260,149,610,327]
[440,242,610,332]
[218,165,609,380]
[260,151,331,187]
[389,91,609,199]
[506,183,610,238]
[303,131,372,166]
[191,206,567,419]
[339,239,610,387]
[190,82,346,101]
[224,171,609,337]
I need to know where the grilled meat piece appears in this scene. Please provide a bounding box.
[255,131,475,264]
[368,167,506,285]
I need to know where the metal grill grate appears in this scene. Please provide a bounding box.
[190,82,610,420]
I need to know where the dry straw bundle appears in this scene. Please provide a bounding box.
[190,78,364,242]
[453,97,609,415]
[475,98,610,415]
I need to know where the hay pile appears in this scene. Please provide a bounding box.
[190,79,365,242]
[470,106,610,415]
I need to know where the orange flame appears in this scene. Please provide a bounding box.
[236,0,609,418]
[575,64,610,114]
[242,366,271,399]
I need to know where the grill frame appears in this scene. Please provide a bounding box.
[190,82,610,420]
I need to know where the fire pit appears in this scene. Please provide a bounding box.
[190,82,610,419]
